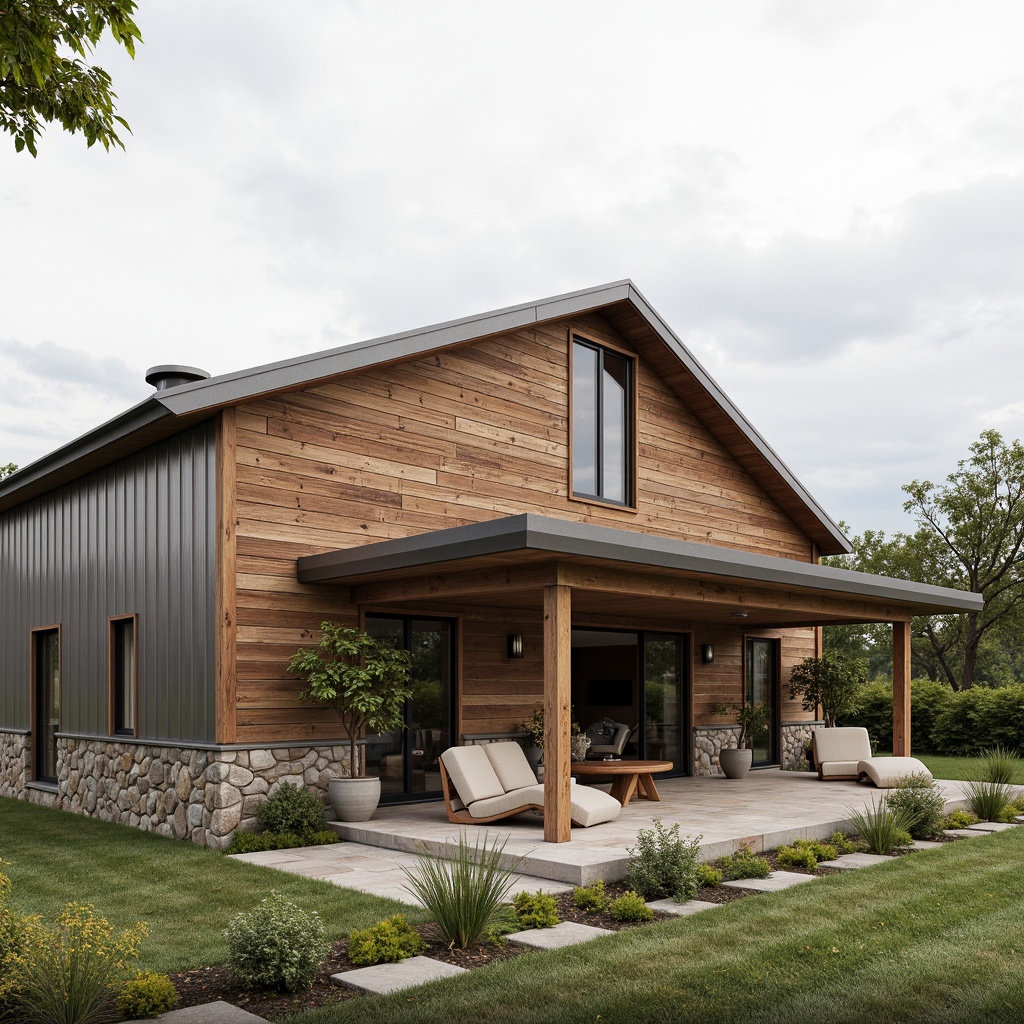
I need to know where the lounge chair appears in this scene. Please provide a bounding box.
[438,742,621,827]
[584,719,632,758]
[811,727,933,788]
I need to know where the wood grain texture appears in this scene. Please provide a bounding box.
[543,584,572,843]
[892,620,911,756]
[216,409,238,744]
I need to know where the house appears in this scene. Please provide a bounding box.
[0,281,982,846]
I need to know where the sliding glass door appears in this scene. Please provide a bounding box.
[745,638,779,766]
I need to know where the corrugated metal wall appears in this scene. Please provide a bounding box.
[0,423,218,742]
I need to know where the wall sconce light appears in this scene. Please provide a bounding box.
[700,644,715,665]
[507,634,524,659]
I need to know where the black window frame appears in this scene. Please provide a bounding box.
[110,614,138,737]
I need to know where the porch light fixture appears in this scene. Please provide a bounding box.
[731,612,749,619]
[700,644,715,664]
[507,634,524,659]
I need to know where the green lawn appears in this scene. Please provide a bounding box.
[0,797,426,973]
[912,753,1024,784]
[285,828,1024,1024]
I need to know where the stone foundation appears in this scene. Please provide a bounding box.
[693,721,823,775]
[0,731,351,850]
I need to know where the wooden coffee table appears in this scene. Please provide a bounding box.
[570,760,674,806]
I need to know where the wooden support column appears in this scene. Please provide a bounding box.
[893,620,911,756]
[543,583,572,844]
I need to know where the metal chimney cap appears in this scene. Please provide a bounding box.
[145,365,211,391]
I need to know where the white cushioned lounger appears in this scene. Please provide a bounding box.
[812,727,932,788]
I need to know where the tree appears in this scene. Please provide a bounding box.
[787,653,865,728]
[1,1,142,156]
[0,463,16,479]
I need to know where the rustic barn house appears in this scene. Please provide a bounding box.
[0,281,981,845]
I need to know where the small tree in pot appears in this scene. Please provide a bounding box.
[711,701,771,779]
[289,622,412,821]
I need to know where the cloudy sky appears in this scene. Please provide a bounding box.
[2,1,1021,538]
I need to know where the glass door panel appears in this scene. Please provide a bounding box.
[745,638,778,766]
[643,635,686,771]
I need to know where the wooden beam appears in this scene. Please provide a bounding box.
[543,584,572,843]
[216,408,239,744]
[893,620,911,756]
[351,562,560,605]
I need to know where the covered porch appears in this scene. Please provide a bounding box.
[298,514,983,845]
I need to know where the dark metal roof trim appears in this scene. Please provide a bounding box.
[297,513,983,614]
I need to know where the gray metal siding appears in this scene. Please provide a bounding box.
[0,423,218,742]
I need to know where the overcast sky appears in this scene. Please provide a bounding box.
[2,1,1021,538]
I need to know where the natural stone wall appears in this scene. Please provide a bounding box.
[693,722,822,775]
[1,734,350,850]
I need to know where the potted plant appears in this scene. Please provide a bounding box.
[518,705,583,767]
[711,701,771,779]
[288,621,412,821]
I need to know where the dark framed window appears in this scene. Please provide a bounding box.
[32,626,61,784]
[110,615,138,736]
[571,336,635,506]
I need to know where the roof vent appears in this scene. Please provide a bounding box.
[145,365,211,391]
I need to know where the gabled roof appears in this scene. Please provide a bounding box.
[0,280,850,553]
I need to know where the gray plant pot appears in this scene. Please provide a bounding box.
[719,747,753,780]
[328,776,382,822]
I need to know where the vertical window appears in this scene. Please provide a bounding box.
[32,627,60,784]
[571,337,634,505]
[110,616,137,736]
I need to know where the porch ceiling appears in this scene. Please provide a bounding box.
[297,514,983,628]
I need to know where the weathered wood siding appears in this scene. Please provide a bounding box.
[232,313,818,742]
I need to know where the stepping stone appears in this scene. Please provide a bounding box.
[332,956,467,995]
[817,853,896,870]
[968,822,1018,833]
[720,871,816,892]
[909,840,945,851]
[942,829,985,838]
[647,899,720,916]
[507,921,614,949]
[142,1002,269,1023]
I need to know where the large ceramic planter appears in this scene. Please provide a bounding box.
[719,747,753,780]
[525,745,544,770]
[328,776,381,822]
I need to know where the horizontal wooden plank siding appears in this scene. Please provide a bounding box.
[232,312,817,740]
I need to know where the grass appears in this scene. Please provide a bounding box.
[0,797,426,974]
[283,828,1024,1024]
[911,754,1024,785]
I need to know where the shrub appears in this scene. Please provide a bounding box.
[695,863,723,888]
[788,654,865,727]
[401,833,518,949]
[846,798,913,855]
[225,891,330,992]
[718,845,771,881]
[776,845,818,872]
[0,867,28,1012]
[829,830,859,854]
[227,829,340,855]
[512,890,559,929]
[572,881,610,914]
[941,809,979,830]
[965,779,1014,823]
[847,679,894,751]
[348,915,426,967]
[255,782,327,840]
[13,901,146,1024]
[886,774,947,839]
[115,971,179,1019]
[625,819,701,902]
[979,745,1020,786]
[609,891,653,923]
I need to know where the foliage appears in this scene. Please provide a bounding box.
[625,819,701,902]
[788,654,866,728]
[0,0,142,156]
[348,915,426,967]
[115,971,178,1019]
[517,705,581,749]
[829,830,859,854]
[775,839,838,872]
[0,463,16,479]
[964,780,1014,823]
[717,845,771,881]
[930,686,1024,754]
[289,622,413,777]
[846,798,914,855]
[979,745,1020,786]
[695,863,722,888]
[609,891,654,923]
[254,782,327,839]
[226,829,339,855]
[571,881,610,914]
[885,774,947,840]
[941,809,979,830]
[709,701,771,749]
[401,833,518,949]
[10,901,146,1024]
[0,865,28,1011]
[512,890,559,929]
[225,892,329,993]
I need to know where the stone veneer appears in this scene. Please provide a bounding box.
[0,730,350,850]
[693,722,822,775]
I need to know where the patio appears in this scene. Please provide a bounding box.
[318,769,975,886]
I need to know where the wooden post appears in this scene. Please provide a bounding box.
[893,620,911,756]
[543,583,572,843]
